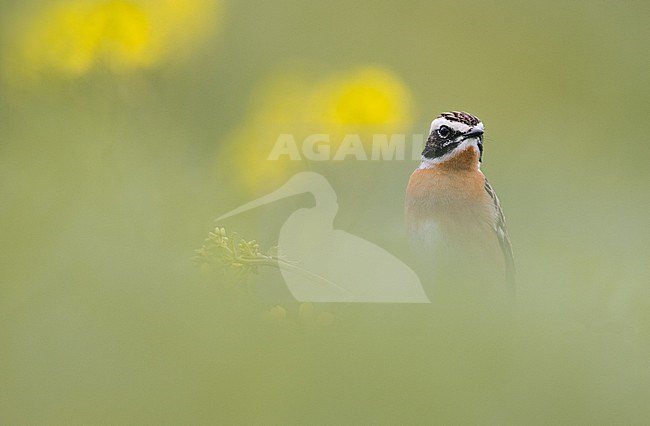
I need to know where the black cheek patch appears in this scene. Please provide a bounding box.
[422,139,460,159]
[421,130,461,159]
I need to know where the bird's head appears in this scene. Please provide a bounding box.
[421,111,485,166]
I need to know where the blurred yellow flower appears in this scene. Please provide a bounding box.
[3,0,218,83]
[308,67,412,130]
[219,66,413,193]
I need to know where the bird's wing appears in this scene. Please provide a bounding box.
[484,179,516,294]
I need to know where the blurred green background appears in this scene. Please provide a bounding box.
[2,0,650,423]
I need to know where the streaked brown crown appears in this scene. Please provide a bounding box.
[439,111,481,127]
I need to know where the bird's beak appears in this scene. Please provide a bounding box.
[463,127,484,139]
[215,173,312,222]
[216,186,299,222]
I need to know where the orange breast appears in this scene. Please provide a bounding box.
[405,147,508,290]
[405,148,497,245]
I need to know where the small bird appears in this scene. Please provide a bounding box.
[405,111,515,295]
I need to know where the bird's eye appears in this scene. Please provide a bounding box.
[437,125,451,139]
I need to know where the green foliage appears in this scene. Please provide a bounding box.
[194,227,272,276]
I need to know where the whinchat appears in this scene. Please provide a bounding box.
[405,111,515,293]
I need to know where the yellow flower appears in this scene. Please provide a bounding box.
[308,66,413,131]
[3,0,218,83]
[305,66,413,154]
[89,1,152,72]
[219,67,413,193]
